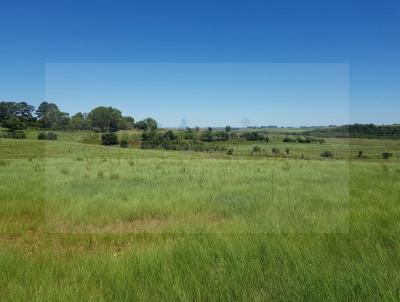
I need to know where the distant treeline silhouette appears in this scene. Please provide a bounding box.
[1,101,398,139]
[303,124,400,138]
[0,101,155,132]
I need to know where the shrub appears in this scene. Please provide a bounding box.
[283,137,294,143]
[272,147,280,154]
[2,117,26,131]
[252,146,262,152]
[321,151,334,158]
[120,139,129,148]
[357,150,364,159]
[382,152,393,159]
[4,131,26,139]
[163,130,177,141]
[285,148,290,154]
[46,132,57,140]
[227,148,234,155]
[60,168,69,175]
[37,132,57,140]
[241,132,267,141]
[101,132,118,145]
[109,173,120,180]
[0,159,10,166]
[37,132,47,140]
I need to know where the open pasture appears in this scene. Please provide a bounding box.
[1,137,400,300]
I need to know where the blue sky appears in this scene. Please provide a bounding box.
[1,0,399,126]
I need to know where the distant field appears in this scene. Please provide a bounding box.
[1,137,400,300]
[12,129,400,161]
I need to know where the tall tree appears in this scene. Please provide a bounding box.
[15,102,34,121]
[70,112,90,130]
[87,106,123,132]
[135,117,158,131]
[35,101,69,129]
[0,102,18,121]
[120,116,135,130]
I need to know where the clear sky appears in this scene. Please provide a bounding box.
[1,0,399,126]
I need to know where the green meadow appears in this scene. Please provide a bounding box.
[1,133,400,301]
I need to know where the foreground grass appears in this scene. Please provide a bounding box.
[0,138,399,301]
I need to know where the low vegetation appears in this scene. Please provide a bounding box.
[0,137,399,300]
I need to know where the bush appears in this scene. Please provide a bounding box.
[272,147,280,154]
[283,137,294,143]
[227,148,234,155]
[101,132,118,145]
[163,130,177,141]
[0,159,10,166]
[37,132,47,140]
[37,132,57,140]
[321,151,334,158]
[46,132,58,140]
[285,148,290,154]
[4,131,26,139]
[382,152,393,159]
[252,146,262,152]
[2,118,26,131]
[120,139,129,148]
[241,132,268,141]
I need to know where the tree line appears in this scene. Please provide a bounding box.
[303,124,400,138]
[0,101,157,132]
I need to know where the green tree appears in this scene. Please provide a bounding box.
[0,101,34,123]
[35,102,69,129]
[120,116,135,130]
[101,132,118,145]
[382,152,393,159]
[163,130,177,141]
[15,102,34,122]
[135,117,158,131]
[87,106,123,132]
[70,112,90,130]
[2,117,26,131]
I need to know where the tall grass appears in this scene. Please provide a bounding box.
[0,138,399,300]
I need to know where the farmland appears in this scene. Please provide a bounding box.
[1,131,400,300]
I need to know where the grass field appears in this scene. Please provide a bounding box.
[1,134,400,301]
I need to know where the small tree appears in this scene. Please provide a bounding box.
[225,125,231,132]
[272,147,280,154]
[252,146,262,152]
[38,132,57,140]
[356,150,363,159]
[2,117,25,131]
[163,130,177,141]
[227,148,234,155]
[285,148,290,155]
[101,132,118,145]
[120,138,128,148]
[37,132,46,140]
[4,131,26,139]
[382,152,393,159]
[321,151,333,158]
